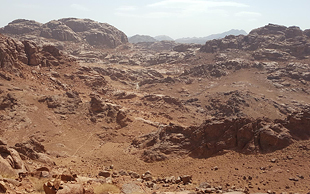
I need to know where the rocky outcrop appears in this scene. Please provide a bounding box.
[0,34,72,75]
[133,109,310,162]
[1,18,128,49]
[13,138,54,166]
[0,19,42,35]
[0,141,27,176]
[38,91,82,114]
[59,18,128,48]
[89,94,131,127]
[40,20,80,41]
[200,23,310,59]
[267,62,310,81]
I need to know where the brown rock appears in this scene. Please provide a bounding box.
[61,174,77,182]
[98,170,111,178]
[0,181,7,193]
[43,182,57,194]
[180,175,192,184]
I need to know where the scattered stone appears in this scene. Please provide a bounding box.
[288,177,299,181]
[180,175,192,184]
[270,158,278,163]
[98,171,111,178]
[129,171,140,179]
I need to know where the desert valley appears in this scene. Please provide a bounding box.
[0,18,310,194]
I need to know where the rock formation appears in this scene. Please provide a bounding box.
[0,18,128,49]
[133,109,310,162]
[200,23,310,60]
[0,34,72,75]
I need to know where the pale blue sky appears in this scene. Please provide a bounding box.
[0,0,309,39]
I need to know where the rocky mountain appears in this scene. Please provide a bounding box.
[1,22,310,194]
[154,35,174,41]
[128,34,158,43]
[200,23,310,59]
[175,29,247,44]
[0,18,128,48]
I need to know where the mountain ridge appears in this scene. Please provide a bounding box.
[127,29,247,44]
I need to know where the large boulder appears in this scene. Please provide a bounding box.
[0,145,27,176]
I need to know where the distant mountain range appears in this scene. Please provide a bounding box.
[128,35,157,43]
[128,29,247,44]
[175,29,247,44]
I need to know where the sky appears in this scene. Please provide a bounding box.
[0,0,309,39]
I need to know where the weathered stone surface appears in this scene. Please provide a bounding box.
[133,110,310,161]
[59,18,128,48]
[1,19,42,35]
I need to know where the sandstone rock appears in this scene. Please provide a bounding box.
[2,19,42,35]
[39,92,82,115]
[59,18,128,48]
[253,49,291,61]
[0,157,17,177]
[122,182,144,194]
[0,181,7,193]
[60,174,77,182]
[200,23,310,58]
[180,175,192,184]
[57,183,84,194]
[133,110,310,160]
[14,138,46,160]
[119,169,129,176]
[7,148,26,170]
[0,139,7,146]
[98,171,111,178]
[43,182,57,194]
[40,20,79,41]
[142,173,153,181]
[89,94,131,127]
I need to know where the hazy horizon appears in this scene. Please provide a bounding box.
[0,0,309,39]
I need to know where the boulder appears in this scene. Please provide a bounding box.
[98,171,111,178]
